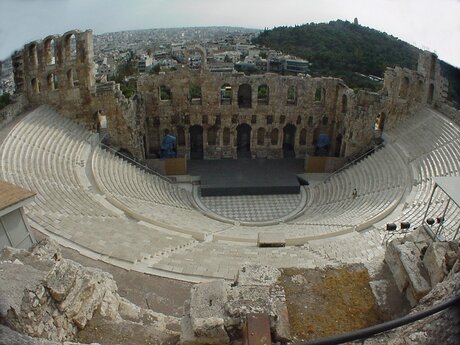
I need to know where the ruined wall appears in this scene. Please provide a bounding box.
[12,31,446,162]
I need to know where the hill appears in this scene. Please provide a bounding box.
[253,20,460,106]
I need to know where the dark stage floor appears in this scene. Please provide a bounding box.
[188,159,304,196]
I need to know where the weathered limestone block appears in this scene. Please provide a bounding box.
[189,280,229,343]
[235,264,281,286]
[423,242,450,287]
[385,240,409,293]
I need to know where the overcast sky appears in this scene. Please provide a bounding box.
[1,0,459,67]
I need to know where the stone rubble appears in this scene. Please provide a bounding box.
[0,238,180,343]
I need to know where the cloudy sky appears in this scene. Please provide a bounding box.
[1,0,460,67]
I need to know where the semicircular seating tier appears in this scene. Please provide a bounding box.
[1,105,459,281]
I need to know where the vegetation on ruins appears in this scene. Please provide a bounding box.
[110,50,138,98]
[0,92,11,110]
[253,20,460,106]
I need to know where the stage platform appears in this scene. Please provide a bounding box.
[188,159,305,196]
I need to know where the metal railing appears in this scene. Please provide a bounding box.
[322,143,384,183]
[96,133,174,184]
[293,293,460,345]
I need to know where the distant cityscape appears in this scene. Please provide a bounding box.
[1,26,313,96]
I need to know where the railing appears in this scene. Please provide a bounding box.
[293,293,460,345]
[322,143,384,183]
[96,133,174,184]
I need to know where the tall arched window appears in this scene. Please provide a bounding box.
[257,84,269,105]
[257,127,265,145]
[271,128,279,145]
[238,84,252,108]
[44,38,56,65]
[64,33,77,61]
[177,127,186,146]
[287,85,297,104]
[223,127,230,146]
[299,128,307,145]
[220,84,232,105]
[208,126,218,145]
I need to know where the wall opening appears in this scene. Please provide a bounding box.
[271,128,279,145]
[31,78,40,94]
[44,38,56,65]
[342,94,348,113]
[160,85,172,101]
[223,127,230,146]
[189,84,202,104]
[283,124,296,158]
[28,44,38,66]
[257,84,269,105]
[287,85,297,104]
[428,83,434,104]
[220,84,232,105]
[236,123,251,158]
[257,127,266,145]
[177,127,186,146]
[399,76,410,99]
[47,73,58,90]
[64,33,77,61]
[335,134,343,157]
[299,128,307,146]
[238,84,252,108]
[207,126,218,146]
[189,125,204,159]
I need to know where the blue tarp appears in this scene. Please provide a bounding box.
[160,134,177,158]
[317,134,330,148]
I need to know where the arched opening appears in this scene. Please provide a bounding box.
[160,85,172,101]
[67,69,79,87]
[271,128,279,145]
[31,78,40,94]
[342,94,348,113]
[236,123,252,158]
[28,44,38,66]
[335,134,343,157]
[47,73,58,90]
[296,116,302,125]
[189,125,204,159]
[238,84,252,108]
[44,38,56,65]
[428,83,434,104]
[177,127,186,146]
[307,116,313,126]
[257,84,269,105]
[220,84,232,105]
[299,128,307,146]
[207,126,218,146]
[315,87,325,102]
[64,33,77,61]
[257,127,265,145]
[189,84,201,104]
[375,112,386,132]
[283,124,296,158]
[399,76,410,99]
[287,85,297,104]
[223,127,230,146]
[322,116,329,126]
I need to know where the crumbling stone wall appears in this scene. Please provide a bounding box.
[12,30,446,162]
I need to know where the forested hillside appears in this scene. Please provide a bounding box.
[253,20,460,106]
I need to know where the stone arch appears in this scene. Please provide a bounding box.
[177,126,186,146]
[307,116,313,126]
[283,124,296,158]
[47,73,58,90]
[238,84,252,108]
[257,127,265,145]
[220,84,232,105]
[31,78,40,94]
[375,112,386,131]
[184,45,207,71]
[399,76,410,99]
[271,128,279,145]
[236,123,252,158]
[299,128,307,145]
[28,43,38,66]
[322,116,329,126]
[189,84,202,104]
[296,115,302,125]
[287,85,297,104]
[315,87,325,102]
[44,37,57,65]
[207,126,218,146]
[64,32,77,61]
[342,94,348,113]
[189,125,204,159]
[428,83,434,104]
[335,134,343,157]
[257,84,269,105]
[160,85,172,101]
[223,127,230,146]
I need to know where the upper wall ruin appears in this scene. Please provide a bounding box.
[11,29,448,162]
